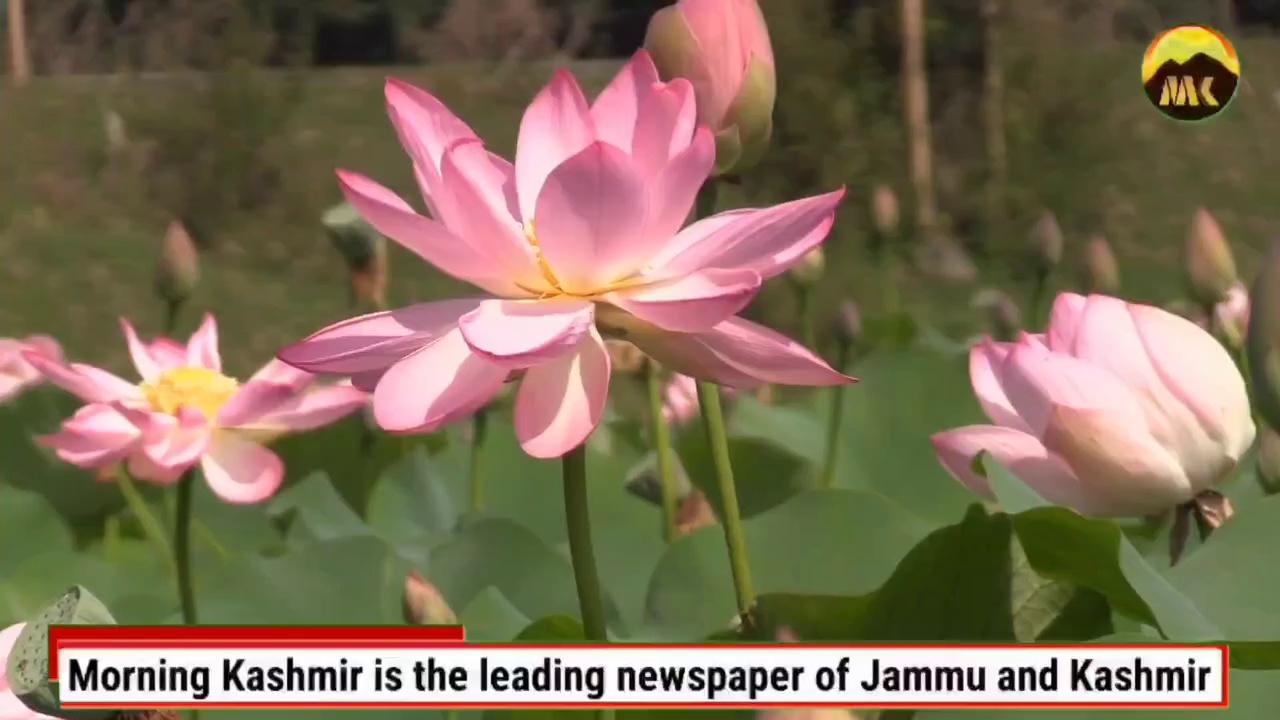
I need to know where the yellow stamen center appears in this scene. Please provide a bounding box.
[139,367,239,419]
[519,220,651,299]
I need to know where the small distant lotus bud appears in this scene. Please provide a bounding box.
[871,184,900,238]
[788,248,825,288]
[1211,282,1249,351]
[1247,239,1280,431]
[835,300,862,346]
[605,340,645,374]
[1082,234,1120,293]
[1165,299,1210,330]
[103,108,128,152]
[972,289,1021,341]
[1185,207,1238,306]
[403,571,457,625]
[645,0,775,175]
[153,220,199,306]
[1030,211,1063,273]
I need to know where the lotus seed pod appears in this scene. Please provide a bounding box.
[324,202,385,274]
[6,586,117,720]
[1185,207,1238,306]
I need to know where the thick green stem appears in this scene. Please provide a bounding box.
[645,362,679,543]
[174,471,198,625]
[117,470,175,570]
[820,341,853,488]
[470,409,489,513]
[695,380,756,630]
[562,444,607,641]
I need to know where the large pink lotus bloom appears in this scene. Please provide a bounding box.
[25,315,367,503]
[278,52,850,459]
[0,336,62,404]
[932,293,1255,517]
[0,624,56,720]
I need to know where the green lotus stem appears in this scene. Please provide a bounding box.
[117,469,175,570]
[820,341,853,488]
[562,443,607,641]
[695,380,756,630]
[470,409,489,512]
[796,282,817,349]
[1029,267,1051,328]
[645,361,679,543]
[175,470,198,625]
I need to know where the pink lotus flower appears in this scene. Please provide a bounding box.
[0,336,62,404]
[0,624,56,720]
[278,53,850,459]
[25,315,367,503]
[932,293,1255,517]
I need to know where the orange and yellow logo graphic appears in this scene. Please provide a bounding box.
[1142,25,1240,121]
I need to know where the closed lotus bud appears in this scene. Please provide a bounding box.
[1082,234,1120,294]
[835,300,862,347]
[1185,207,1238,306]
[788,248,825,287]
[1029,211,1063,273]
[972,288,1021,342]
[645,0,775,175]
[403,571,457,626]
[153,220,199,306]
[871,184,900,238]
[1247,239,1280,431]
[1211,282,1249,351]
[605,339,645,374]
[934,293,1256,518]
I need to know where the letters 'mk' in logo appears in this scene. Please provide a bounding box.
[1142,25,1239,122]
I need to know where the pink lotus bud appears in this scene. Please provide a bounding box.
[644,0,775,175]
[871,184,900,238]
[1211,282,1249,351]
[1185,207,1238,306]
[403,571,457,625]
[1029,211,1063,273]
[932,293,1255,518]
[835,300,862,346]
[153,220,199,305]
[1082,234,1120,294]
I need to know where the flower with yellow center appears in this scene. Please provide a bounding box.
[26,314,368,503]
[139,367,240,420]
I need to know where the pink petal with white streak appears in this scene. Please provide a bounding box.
[514,327,611,458]
[201,433,285,504]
